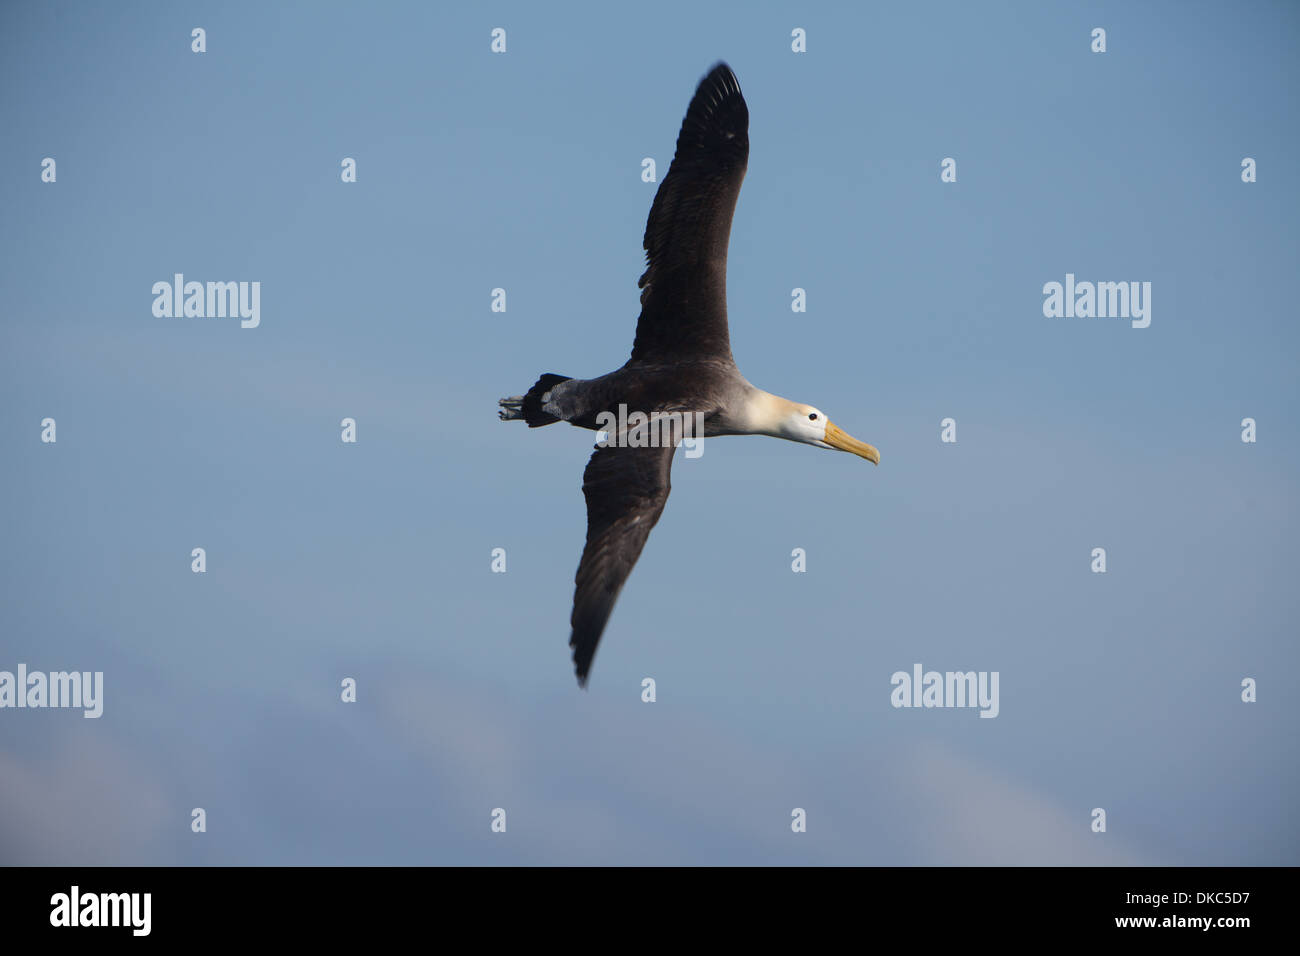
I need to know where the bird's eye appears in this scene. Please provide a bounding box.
[808,413,818,421]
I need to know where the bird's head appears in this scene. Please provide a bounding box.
[761,395,880,464]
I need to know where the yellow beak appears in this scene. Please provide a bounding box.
[824,421,880,464]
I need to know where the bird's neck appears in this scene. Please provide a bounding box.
[733,387,796,437]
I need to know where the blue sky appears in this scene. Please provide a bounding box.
[1,0,1296,864]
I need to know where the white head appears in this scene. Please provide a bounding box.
[748,392,880,463]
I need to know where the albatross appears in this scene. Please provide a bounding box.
[499,62,880,686]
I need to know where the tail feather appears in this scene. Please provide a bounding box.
[499,374,572,427]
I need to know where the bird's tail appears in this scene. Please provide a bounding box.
[498,373,572,427]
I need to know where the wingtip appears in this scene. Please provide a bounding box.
[571,638,591,688]
[701,61,740,93]
[679,62,748,151]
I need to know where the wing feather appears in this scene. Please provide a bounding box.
[569,442,676,685]
[630,63,749,363]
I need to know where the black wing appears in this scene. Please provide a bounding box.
[630,62,749,364]
[570,442,676,685]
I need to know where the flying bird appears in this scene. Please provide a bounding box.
[500,63,879,686]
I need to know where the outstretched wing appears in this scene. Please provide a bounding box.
[630,62,749,364]
[570,442,676,685]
